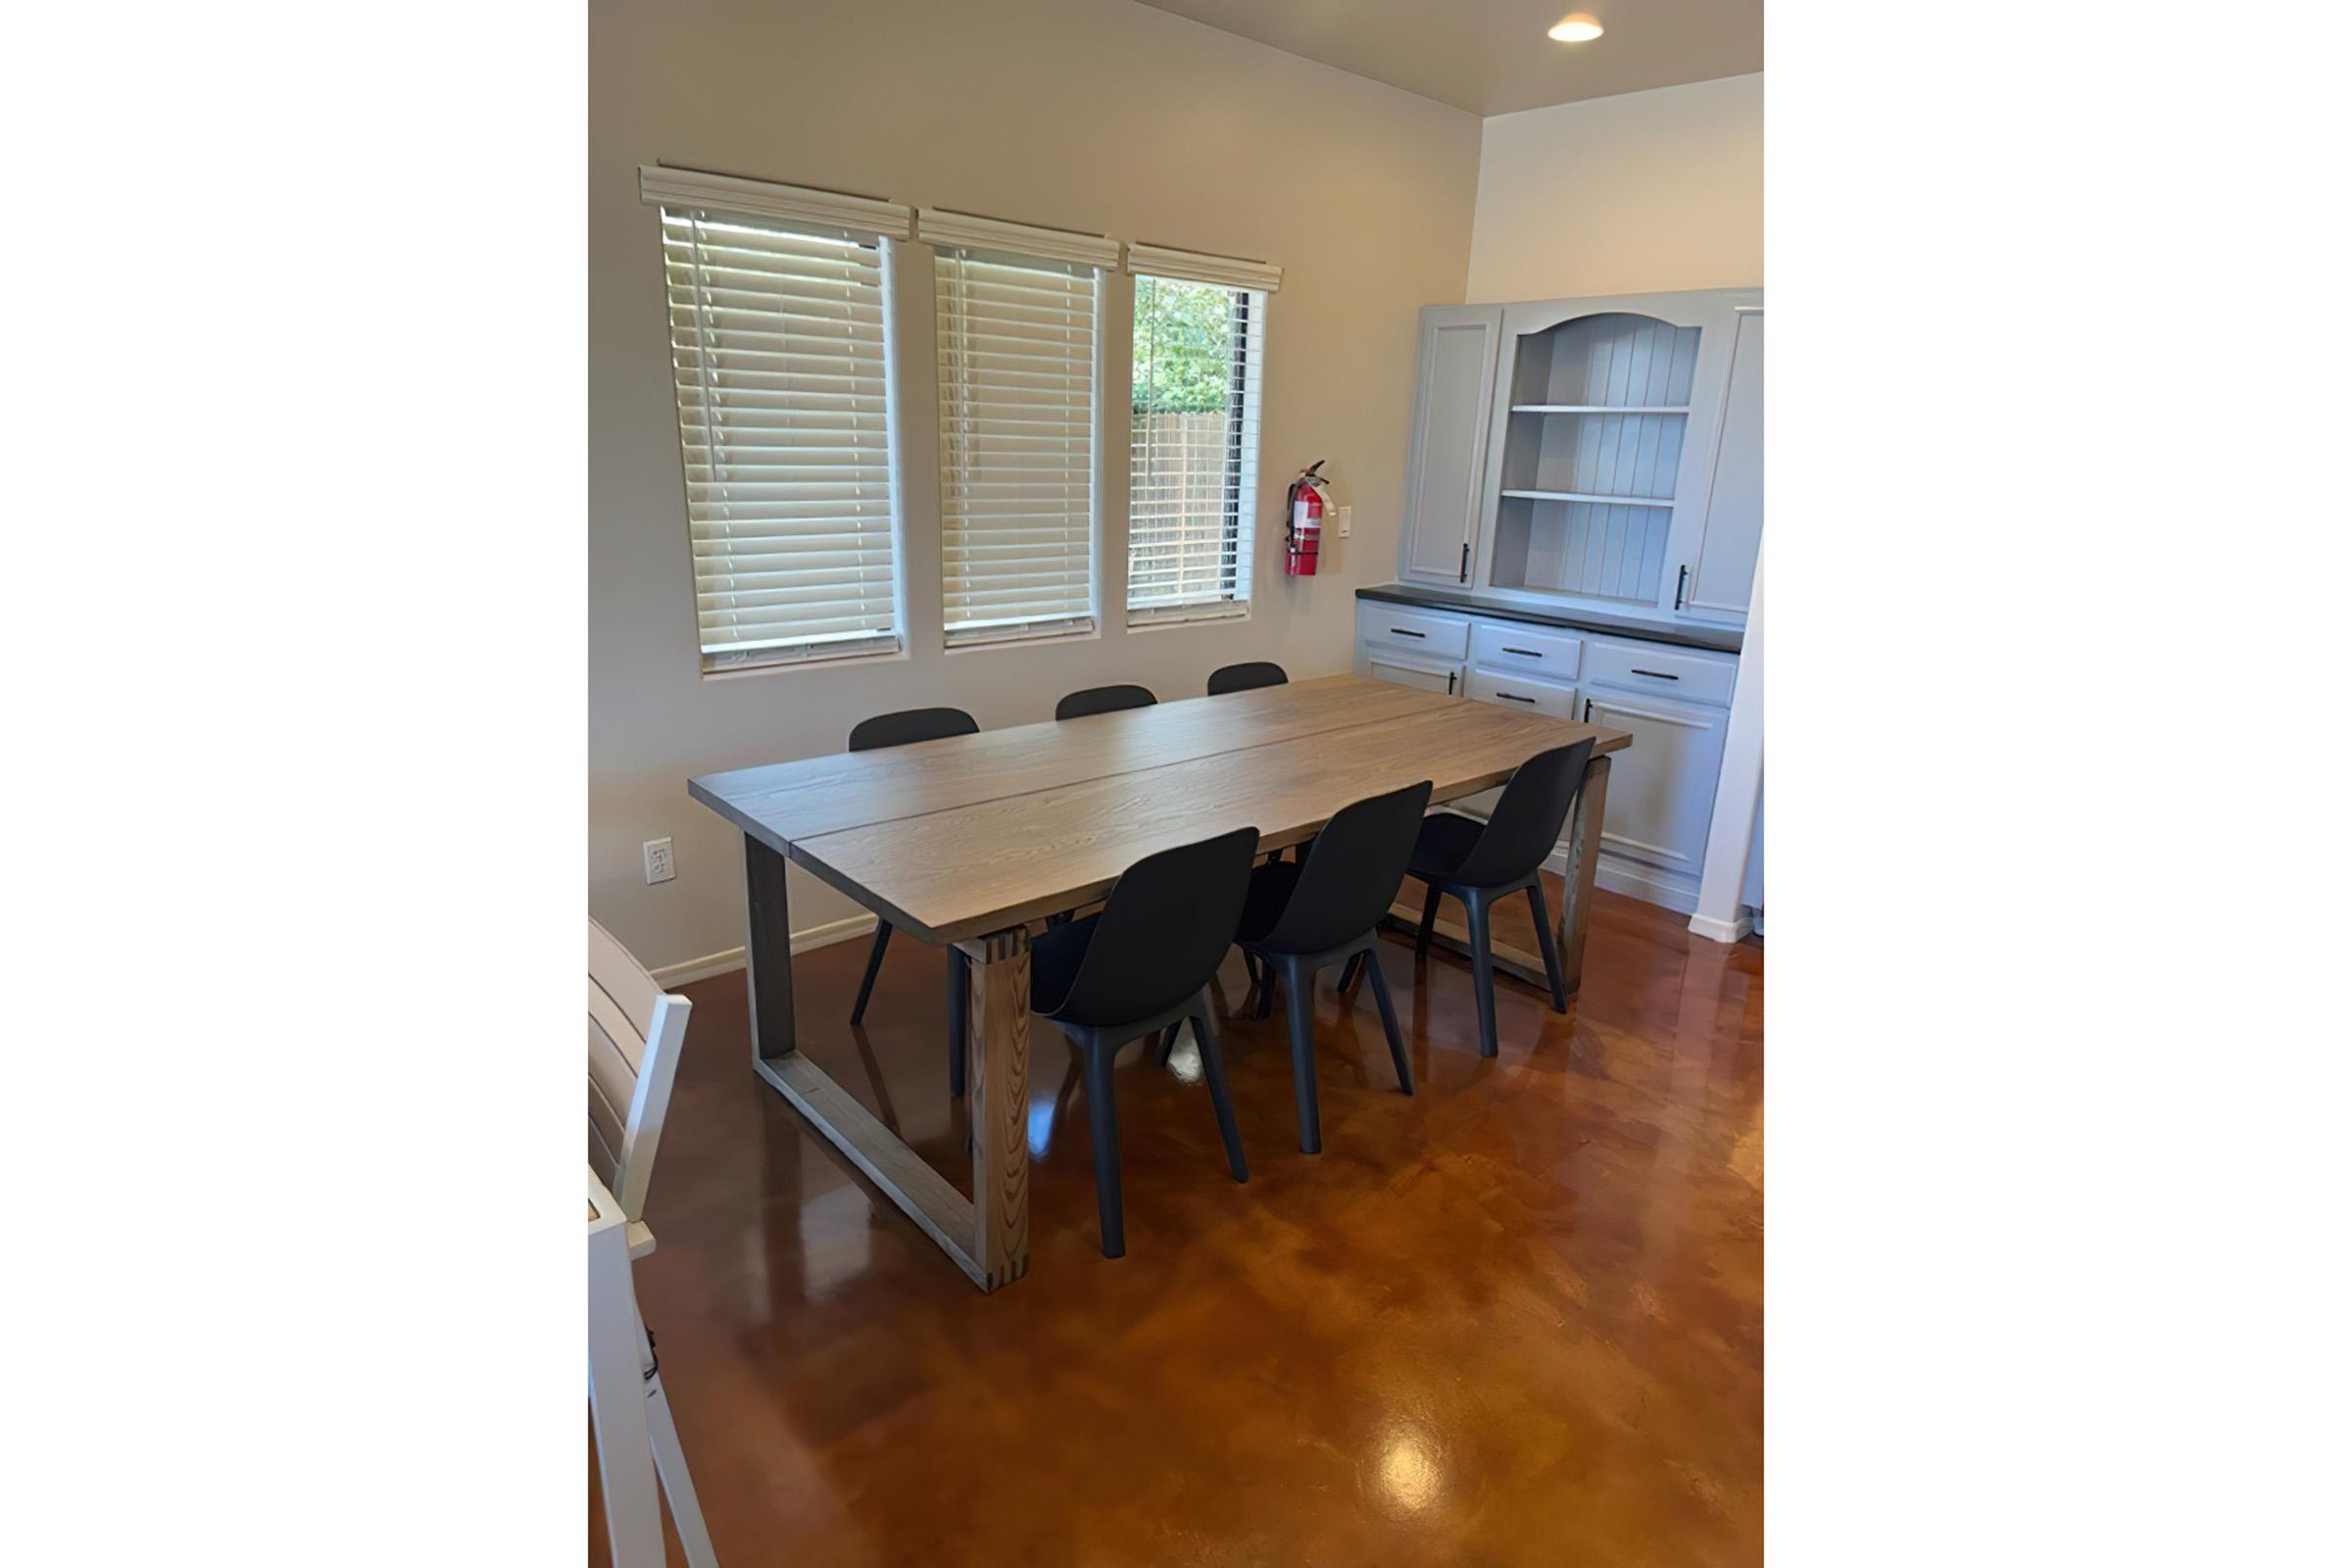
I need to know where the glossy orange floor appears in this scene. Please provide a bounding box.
[596,880,1762,1565]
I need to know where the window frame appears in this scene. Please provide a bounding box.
[643,167,914,678]
[930,240,1108,652]
[1123,269,1271,629]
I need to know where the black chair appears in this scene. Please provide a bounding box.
[1030,825,1258,1257]
[1206,661,1288,696]
[1055,683,1156,720]
[1406,739,1598,1059]
[844,708,983,1093]
[1227,781,1430,1154]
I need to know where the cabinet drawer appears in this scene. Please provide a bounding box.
[1469,619,1581,679]
[1464,667,1578,719]
[1583,638,1738,707]
[1357,602,1470,661]
[1364,649,1462,697]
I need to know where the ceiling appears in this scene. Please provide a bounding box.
[1131,0,1762,117]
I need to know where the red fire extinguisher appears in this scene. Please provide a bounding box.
[1285,461,1327,576]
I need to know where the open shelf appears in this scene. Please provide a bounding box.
[1489,312,1709,606]
[1501,489,1674,507]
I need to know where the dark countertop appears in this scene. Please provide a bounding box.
[1356,583,1744,655]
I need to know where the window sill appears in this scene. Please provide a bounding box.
[944,622,1100,656]
[699,645,910,682]
[1125,604,1251,634]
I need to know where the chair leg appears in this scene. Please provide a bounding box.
[1415,884,1443,956]
[1081,1044,1126,1258]
[1526,881,1569,1012]
[947,946,969,1096]
[1337,952,1364,995]
[1192,1002,1250,1181]
[1280,959,1322,1153]
[848,920,893,1024]
[644,1368,719,1568]
[1364,949,1412,1095]
[1463,895,1499,1059]
[1156,1020,1183,1065]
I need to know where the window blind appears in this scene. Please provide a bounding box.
[1127,273,1267,624]
[659,206,902,672]
[934,248,1101,646]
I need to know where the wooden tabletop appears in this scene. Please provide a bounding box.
[691,674,1630,945]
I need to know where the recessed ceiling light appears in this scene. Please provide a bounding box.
[1548,14,1604,42]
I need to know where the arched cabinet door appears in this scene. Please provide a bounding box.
[1475,290,1752,623]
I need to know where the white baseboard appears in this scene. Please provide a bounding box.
[1528,843,1698,918]
[648,912,879,987]
[1687,909,1755,943]
[1592,856,1701,915]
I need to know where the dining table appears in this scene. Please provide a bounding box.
[688,672,1631,1292]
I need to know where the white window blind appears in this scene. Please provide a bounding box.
[658,200,903,672]
[933,246,1102,646]
[1127,273,1267,624]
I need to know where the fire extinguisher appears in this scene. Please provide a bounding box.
[1285,460,1327,576]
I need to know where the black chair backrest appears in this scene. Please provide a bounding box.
[1206,662,1288,696]
[848,706,980,753]
[1055,684,1156,720]
[1262,780,1433,956]
[1452,738,1597,888]
[1044,826,1260,1027]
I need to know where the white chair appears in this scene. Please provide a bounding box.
[589,919,717,1567]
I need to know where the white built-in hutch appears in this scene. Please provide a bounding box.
[1356,287,1763,921]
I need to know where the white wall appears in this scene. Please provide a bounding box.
[591,0,1481,973]
[1466,74,1763,302]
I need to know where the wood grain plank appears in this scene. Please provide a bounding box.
[795,701,1632,943]
[688,675,1460,851]
[1557,754,1612,993]
[961,927,1032,1290]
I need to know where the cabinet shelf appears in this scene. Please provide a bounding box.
[1501,489,1674,507]
[1509,404,1690,415]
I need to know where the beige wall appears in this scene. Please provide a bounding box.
[591,0,1481,973]
[1466,74,1762,302]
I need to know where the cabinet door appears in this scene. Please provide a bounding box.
[1398,306,1502,587]
[1678,308,1763,623]
[1365,649,1462,697]
[1583,688,1730,879]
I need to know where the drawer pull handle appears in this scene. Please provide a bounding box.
[1631,667,1680,680]
[1583,698,1593,722]
[1496,691,1535,705]
[1389,626,1426,638]
[1675,564,1689,611]
[1501,646,1542,658]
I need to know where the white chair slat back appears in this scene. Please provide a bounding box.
[587,918,692,1226]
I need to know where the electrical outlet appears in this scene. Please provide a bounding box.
[1337,505,1352,538]
[643,837,674,885]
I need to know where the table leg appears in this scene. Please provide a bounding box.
[743,834,798,1064]
[961,926,1033,1288]
[1556,753,1613,995]
[740,832,1024,1291]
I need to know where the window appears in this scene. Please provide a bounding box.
[1125,245,1279,625]
[927,211,1115,647]
[646,167,912,673]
